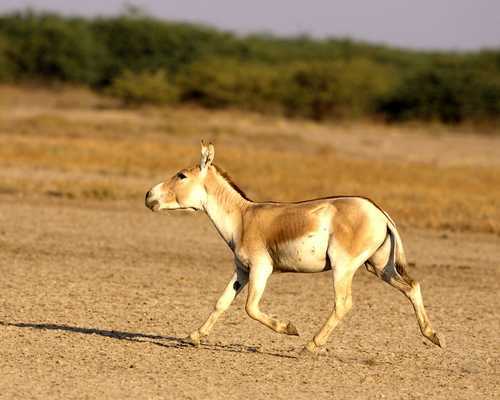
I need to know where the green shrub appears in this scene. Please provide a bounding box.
[378,65,500,123]
[0,34,14,81]
[177,58,397,120]
[278,59,396,120]
[0,12,108,84]
[177,58,281,111]
[90,15,242,84]
[107,69,178,105]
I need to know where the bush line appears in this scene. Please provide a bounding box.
[0,11,499,123]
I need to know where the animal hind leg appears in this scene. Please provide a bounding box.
[366,239,444,348]
[389,269,444,348]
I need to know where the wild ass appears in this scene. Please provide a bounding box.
[145,142,443,355]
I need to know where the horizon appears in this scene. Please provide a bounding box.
[0,1,499,51]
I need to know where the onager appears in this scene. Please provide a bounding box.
[145,142,444,355]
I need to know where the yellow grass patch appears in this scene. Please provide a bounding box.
[1,85,499,234]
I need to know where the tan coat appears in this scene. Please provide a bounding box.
[145,142,443,354]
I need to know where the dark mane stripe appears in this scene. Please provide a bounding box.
[213,164,252,201]
[211,167,391,224]
[256,195,395,224]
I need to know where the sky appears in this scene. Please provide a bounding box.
[0,0,499,50]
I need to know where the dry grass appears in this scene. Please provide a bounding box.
[1,85,499,234]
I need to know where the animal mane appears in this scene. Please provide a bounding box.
[213,164,252,201]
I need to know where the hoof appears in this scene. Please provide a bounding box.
[431,332,446,349]
[285,322,299,336]
[185,331,202,347]
[299,341,318,358]
[299,348,318,359]
[299,341,329,358]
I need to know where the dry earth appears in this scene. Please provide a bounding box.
[0,196,499,399]
[0,86,499,399]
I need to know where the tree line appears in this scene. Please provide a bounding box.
[0,11,499,123]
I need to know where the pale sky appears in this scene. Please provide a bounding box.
[1,0,499,50]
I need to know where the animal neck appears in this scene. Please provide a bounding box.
[202,167,251,249]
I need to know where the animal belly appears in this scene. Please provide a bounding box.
[271,236,329,273]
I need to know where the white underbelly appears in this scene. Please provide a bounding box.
[272,233,330,273]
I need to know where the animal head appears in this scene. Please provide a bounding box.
[145,141,215,212]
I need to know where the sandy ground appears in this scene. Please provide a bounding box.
[0,194,498,399]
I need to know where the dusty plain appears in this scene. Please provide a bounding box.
[0,86,499,399]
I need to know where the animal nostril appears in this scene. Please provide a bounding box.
[145,191,151,203]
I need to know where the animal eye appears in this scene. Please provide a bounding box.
[177,172,187,180]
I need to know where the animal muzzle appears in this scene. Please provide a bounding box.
[145,190,160,212]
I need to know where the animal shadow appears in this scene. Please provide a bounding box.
[0,320,297,359]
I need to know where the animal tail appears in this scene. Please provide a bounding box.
[384,222,415,286]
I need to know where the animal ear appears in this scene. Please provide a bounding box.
[200,140,215,170]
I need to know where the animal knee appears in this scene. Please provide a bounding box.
[245,304,260,320]
[215,293,234,312]
[410,281,421,292]
[344,297,353,313]
[407,281,423,301]
[214,300,229,313]
[335,308,347,319]
[335,301,351,319]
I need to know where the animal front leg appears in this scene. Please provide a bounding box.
[245,263,299,336]
[188,266,248,346]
